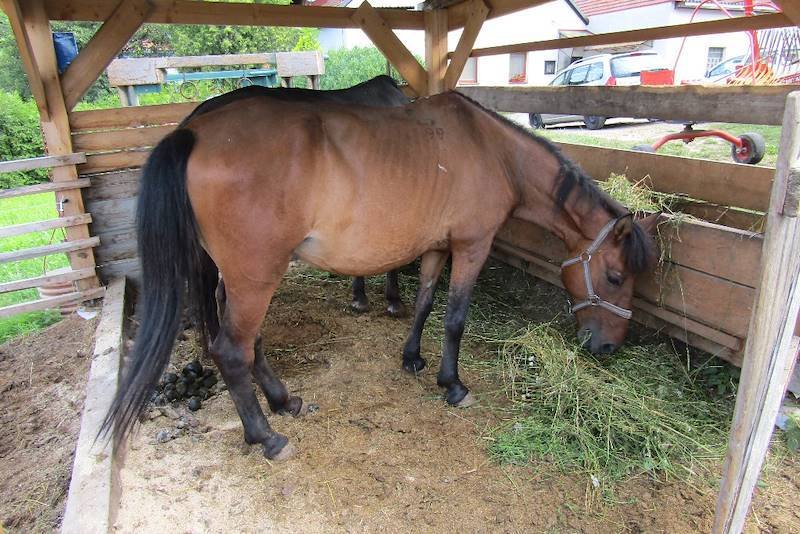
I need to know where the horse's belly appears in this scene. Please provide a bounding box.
[293,231,435,276]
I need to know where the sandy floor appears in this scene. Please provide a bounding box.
[113,264,800,533]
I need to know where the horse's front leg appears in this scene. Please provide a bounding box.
[401,250,449,373]
[437,239,493,407]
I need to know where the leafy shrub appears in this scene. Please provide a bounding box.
[0,92,46,189]
[321,47,400,90]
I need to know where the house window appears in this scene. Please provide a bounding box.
[458,57,478,85]
[544,60,556,75]
[509,52,527,83]
[707,47,725,71]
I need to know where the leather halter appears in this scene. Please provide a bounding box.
[560,215,633,320]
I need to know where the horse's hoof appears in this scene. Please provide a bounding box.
[455,392,476,408]
[262,433,292,460]
[444,383,471,406]
[278,395,307,417]
[385,301,408,318]
[350,300,369,314]
[268,441,296,462]
[402,357,426,374]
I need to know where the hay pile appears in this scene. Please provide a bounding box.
[489,324,731,486]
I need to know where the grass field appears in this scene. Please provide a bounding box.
[0,193,69,343]
[532,120,781,167]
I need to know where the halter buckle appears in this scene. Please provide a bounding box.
[588,294,601,306]
[579,251,592,263]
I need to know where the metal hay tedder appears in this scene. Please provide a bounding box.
[633,0,798,164]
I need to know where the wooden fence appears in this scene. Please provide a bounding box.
[0,153,103,318]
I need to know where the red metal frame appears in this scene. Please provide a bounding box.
[651,128,743,151]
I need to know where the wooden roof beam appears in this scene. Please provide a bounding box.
[443,0,489,90]
[43,0,425,30]
[353,2,428,96]
[61,0,153,111]
[1,0,50,120]
[774,0,800,27]
[447,0,550,30]
[457,12,792,58]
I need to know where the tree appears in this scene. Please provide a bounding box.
[320,47,397,90]
[0,0,320,102]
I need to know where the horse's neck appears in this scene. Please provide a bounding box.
[509,147,613,250]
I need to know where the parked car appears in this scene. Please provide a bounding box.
[528,51,668,130]
[703,54,747,83]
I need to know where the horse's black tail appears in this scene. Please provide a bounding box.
[100,128,215,444]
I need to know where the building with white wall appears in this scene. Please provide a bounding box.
[316,0,779,86]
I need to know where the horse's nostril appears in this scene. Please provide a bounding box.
[599,343,617,354]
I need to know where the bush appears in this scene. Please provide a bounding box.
[321,47,400,90]
[0,92,46,189]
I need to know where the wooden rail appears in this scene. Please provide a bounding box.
[458,85,798,126]
[459,13,791,58]
[43,0,426,30]
[0,178,91,199]
[0,213,92,239]
[0,236,100,264]
[0,286,105,318]
[0,152,85,173]
[0,267,96,294]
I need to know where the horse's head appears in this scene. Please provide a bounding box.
[560,213,659,355]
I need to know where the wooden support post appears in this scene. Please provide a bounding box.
[60,0,152,110]
[1,0,50,119]
[713,92,800,533]
[353,1,428,96]
[17,0,99,290]
[424,8,448,95]
[443,0,488,90]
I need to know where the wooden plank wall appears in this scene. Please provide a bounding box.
[69,102,199,281]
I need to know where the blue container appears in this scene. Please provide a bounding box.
[52,32,78,74]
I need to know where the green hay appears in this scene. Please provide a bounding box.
[597,173,679,214]
[488,324,732,487]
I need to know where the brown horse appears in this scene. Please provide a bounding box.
[104,91,658,460]
[184,75,411,317]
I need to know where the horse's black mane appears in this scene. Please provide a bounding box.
[452,91,654,273]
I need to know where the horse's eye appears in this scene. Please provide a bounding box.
[607,273,623,287]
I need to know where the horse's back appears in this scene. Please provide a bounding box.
[184,93,516,276]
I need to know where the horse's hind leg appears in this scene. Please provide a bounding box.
[211,278,292,460]
[216,277,304,417]
[252,336,305,416]
[384,269,407,318]
[401,250,448,373]
[350,276,369,313]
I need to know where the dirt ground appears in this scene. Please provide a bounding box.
[0,314,98,533]
[111,265,800,534]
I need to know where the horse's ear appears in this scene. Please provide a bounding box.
[613,215,633,241]
[635,212,661,236]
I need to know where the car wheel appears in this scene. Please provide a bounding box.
[584,115,606,130]
[528,113,544,129]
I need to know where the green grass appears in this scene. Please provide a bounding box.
[0,193,69,343]
[534,121,781,167]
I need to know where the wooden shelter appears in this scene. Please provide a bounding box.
[0,1,798,532]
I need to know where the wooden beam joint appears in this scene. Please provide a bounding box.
[353,1,428,96]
